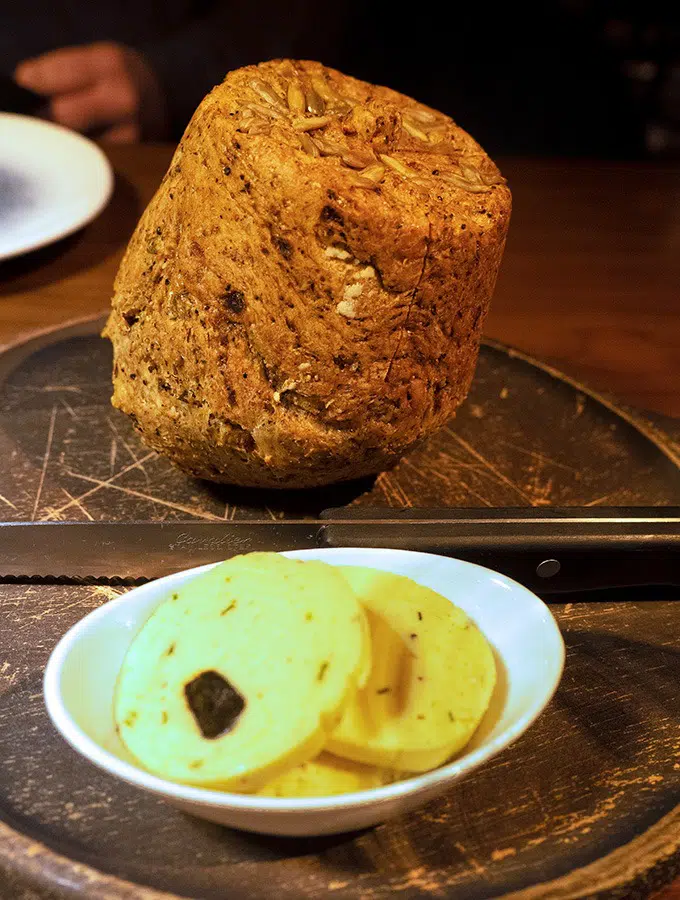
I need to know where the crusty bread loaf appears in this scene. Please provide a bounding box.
[104,60,511,488]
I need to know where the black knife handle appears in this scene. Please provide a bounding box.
[318,507,680,593]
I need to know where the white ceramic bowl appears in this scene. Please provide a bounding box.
[44,548,564,836]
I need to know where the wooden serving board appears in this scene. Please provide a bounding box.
[0,317,678,900]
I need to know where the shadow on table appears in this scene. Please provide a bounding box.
[203,477,378,519]
[0,172,140,295]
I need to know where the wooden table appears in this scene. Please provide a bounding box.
[1,148,679,417]
[0,148,678,900]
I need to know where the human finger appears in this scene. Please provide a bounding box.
[49,76,138,133]
[13,45,108,96]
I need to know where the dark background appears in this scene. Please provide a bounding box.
[335,1,680,159]
[1,0,679,158]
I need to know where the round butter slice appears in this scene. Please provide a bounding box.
[114,553,368,790]
[327,568,496,772]
[255,752,392,798]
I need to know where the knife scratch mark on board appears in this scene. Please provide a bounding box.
[442,428,536,505]
[375,471,398,507]
[92,585,124,603]
[16,596,98,630]
[43,451,157,519]
[0,663,19,693]
[23,385,83,394]
[399,457,494,506]
[431,446,500,474]
[376,471,412,508]
[531,787,552,829]
[523,472,554,507]
[413,458,491,474]
[58,397,78,420]
[31,404,57,520]
[586,493,616,507]
[399,456,458,485]
[106,417,150,484]
[62,469,224,521]
[109,439,117,477]
[60,488,94,521]
[0,492,17,510]
[399,457,445,483]
[454,479,494,507]
[496,439,580,474]
[41,505,64,521]
[453,842,489,880]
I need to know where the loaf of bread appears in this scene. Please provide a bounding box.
[104,60,511,488]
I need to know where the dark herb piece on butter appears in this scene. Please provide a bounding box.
[184,670,246,739]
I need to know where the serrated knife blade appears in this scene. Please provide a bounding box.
[0,508,677,593]
[0,521,320,584]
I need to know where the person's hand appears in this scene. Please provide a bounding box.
[14,42,168,142]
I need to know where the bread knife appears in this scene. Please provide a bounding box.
[0,507,677,593]
[320,506,680,594]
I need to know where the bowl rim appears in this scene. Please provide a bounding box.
[43,548,565,813]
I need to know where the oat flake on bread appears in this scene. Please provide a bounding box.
[104,59,511,488]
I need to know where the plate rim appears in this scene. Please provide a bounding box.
[0,112,114,262]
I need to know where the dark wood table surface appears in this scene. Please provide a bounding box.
[0,148,678,900]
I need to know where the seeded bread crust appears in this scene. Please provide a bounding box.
[104,59,511,488]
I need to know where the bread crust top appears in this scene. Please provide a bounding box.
[105,60,511,487]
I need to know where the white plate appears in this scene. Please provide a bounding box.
[44,548,565,836]
[0,113,113,261]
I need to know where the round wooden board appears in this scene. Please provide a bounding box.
[0,318,678,900]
